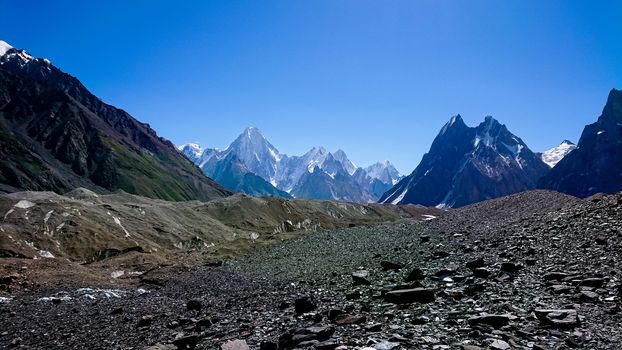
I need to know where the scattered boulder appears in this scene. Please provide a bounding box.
[404,268,425,281]
[333,314,366,325]
[383,288,435,304]
[466,257,485,269]
[467,314,512,329]
[352,270,371,285]
[380,261,404,271]
[578,278,605,288]
[294,296,316,314]
[259,342,278,350]
[138,315,154,328]
[186,299,202,311]
[173,334,199,350]
[534,309,581,329]
[489,339,510,350]
[500,262,523,273]
[221,339,249,350]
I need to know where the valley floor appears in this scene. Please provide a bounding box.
[1,190,621,349]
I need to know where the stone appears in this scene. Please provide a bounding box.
[578,278,605,288]
[259,342,278,350]
[467,314,511,329]
[327,309,344,321]
[534,309,581,329]
[346,290,361,300]
[500,262,523,273]
[466,257,485,269]
[146,344,176,350]
[489,339,510,350]
[544,272,568,281]
[186,299,202,311]
[221,339,250,350]
[472,268,491,278]
[295,326,335,341]
[173,334,199,349]
[294,296,316,314]
[578,290,599,302]
[380,260,404,271]
[383,288,435,304]
[404,268,425,281]
[334,313,366,325]
[138,315,154,328]
[352,270,371,285]
[316,341,340,350]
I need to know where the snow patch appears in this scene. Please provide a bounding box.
[391,189,408,205]
[540,141,577,168]
[39,250,55,258]
[44,210,54,223]
[112,216,131,237]
[0,40,13,56]
[14,200,35,209]
[110,270,125,279]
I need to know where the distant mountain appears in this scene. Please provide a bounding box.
[380,115,550,207]
[204,152,292,198]
[0,40,230,201]
[539,89,622,197]
[352,161,404,200]
[181,128,401,202]
[537,140,577,168]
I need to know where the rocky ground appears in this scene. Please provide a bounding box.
[1,190,621,349]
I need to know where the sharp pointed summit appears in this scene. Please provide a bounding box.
[380,115,549,207]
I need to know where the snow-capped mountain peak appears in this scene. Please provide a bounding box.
[178,142,203,157]
[332,149,358,175]
[540,140,577,168]
[0,40,13,57]
[364,161,402,185]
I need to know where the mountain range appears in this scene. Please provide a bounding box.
[379,115,551,207]
[0,40,230,201]
[180,127,403,202]
[2,39,622,209]
[380,88,622,207]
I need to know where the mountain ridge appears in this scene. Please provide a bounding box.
[0,40,230,201]
[181,127,402,202]
[380,115,550,207]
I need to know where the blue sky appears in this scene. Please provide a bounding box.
[2,1,621,173]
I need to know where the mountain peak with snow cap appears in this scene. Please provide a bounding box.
[0,40,13,57]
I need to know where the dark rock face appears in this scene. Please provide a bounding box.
[0,46,230,201]
[540,89,622,197]
[380,115,549,207]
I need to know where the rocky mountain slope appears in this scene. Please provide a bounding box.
[0,188,406,262]
[0,40,229,202]
[380,115,550,207]
[537,140,577,168]
[181,128,402,202]
[540,89,622,197]
[2,189,620,349]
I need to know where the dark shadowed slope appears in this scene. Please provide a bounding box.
[539,89,622,197]
[0,41,230,201]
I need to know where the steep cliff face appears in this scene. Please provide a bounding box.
[539,89,622,197]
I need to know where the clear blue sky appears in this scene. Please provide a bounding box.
[2,1,621,173]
